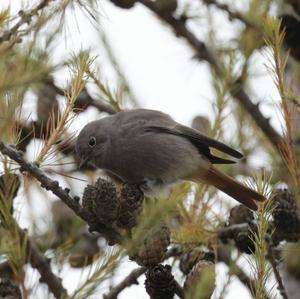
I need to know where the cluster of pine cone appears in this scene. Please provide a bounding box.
[220,189,300,254]
[144,248,215,299]
[82,178,218,299]
[82,178,144,244]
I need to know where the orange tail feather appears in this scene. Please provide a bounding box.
[194,166,266,211]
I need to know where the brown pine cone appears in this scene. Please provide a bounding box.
[179,248,215,275]
[0,278,22,299]
[233,226,256,254]
[131,224,170,267]
[184,259,215,299]
[229,204,254,225]
[272,189,300,243]
[220,205,257,254]
[145,264,176,299]
[117,183,144,229]
[82,178,119,227]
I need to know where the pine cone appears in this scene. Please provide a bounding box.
[184,260,215,299]
[221,205,257,254]
[229,204,254,225]
[0,278,22,299]
[117,183,144,229]
[280,14,300,61]
[81,184,101,229]
[179,248,215,275]
[82,178,119,227]
[131,224,170,267]
[145,264,176,299]
[272,189,300,243]
[233,227,256,254]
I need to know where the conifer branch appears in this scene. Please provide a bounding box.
[0,142,83,216]
[265,235,289,299]
[0,141,122,243]
[103,267,146,299]
[19,228,67,299]
[102,248,182,299]
[201,0,255,27]
[0,0,54,44]
[137,0,283,152]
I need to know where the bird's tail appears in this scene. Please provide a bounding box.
[193,166,266,211]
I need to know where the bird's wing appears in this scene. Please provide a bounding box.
[145,124,243,164]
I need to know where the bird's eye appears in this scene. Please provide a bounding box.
[88,136,96,147]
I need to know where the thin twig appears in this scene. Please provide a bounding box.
[201,0,255,28]
[14,83,116,153]
[103,267,146,299]
[175,281,184,299]
[0,142,82,215]
[265,235,289,299]
[50,82,117,115]
[137,0,284,153]
[102,247,182,299]
[0,0,54,43]
[19,228,67,299]
[0,142,122,243]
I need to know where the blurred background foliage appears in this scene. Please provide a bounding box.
[1,0,300,298]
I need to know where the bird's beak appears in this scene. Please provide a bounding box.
[79,156,90,169]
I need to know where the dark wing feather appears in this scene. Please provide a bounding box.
[145,125,243,164]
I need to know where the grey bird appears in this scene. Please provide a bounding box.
[76,109,266,210]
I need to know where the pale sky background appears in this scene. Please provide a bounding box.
[2,0,283,298]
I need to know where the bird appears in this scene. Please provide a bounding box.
[76,109,266,210]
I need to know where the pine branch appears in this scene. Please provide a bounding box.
[19,228,67,299]
[49,81,117,115]
[102,247,182,299]
[265,234,289,299]
[201,0,255,27]
[14,81,116,153]
[103,267,146,299]
[0,0,54,43]
[175,281,184,299]
[0,142,122,243]
[137,0,283,153]
[0,142,82,215]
